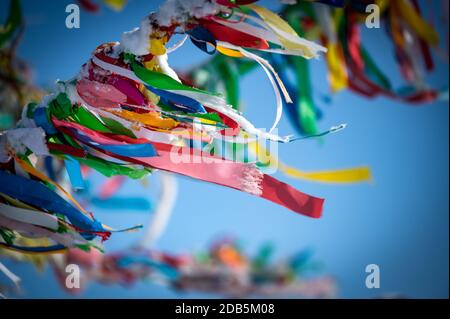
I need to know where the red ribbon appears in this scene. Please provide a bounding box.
[346,13,437,104]
[200,19,269,50]
[47,142,87,158]
[52,118,324,218]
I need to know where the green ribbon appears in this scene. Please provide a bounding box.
[360,46,392,91]
[48,93,76,120]
[286,6,319,135]
[131,62,221,97]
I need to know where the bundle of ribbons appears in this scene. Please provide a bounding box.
[0,169,171,298]
[0,0,377,277]
[51,237,336,298]
[185,0,448,136]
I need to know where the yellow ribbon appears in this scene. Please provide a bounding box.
[326,42,348,92]
[389,3,406,48]
[250,142,372,184]
[102,0,127,11]
[144,58,158,71]
[247,4,315,58]
[217,45,245,58]
[0,243,67,255]
[110,109,179,130]
[139,83,161,105]
[394,0,439,46]
[328,10,347,92]
[0,237,60,267]
[149,37,167,56]
[0,192,40,211]
[279,164,372,183]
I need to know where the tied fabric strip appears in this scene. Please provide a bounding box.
[57,121,324,217]
[249,141,372,184]
[0,170,141,237]
[0,170,105,235]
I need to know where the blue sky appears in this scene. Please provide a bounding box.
[0,0,448,298]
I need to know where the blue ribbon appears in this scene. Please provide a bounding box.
[270,56,322,135]
[289,248,314,273]
[0,243,66,253]
[44,156,57,181]
[187,26,217,55]
[33,107,57,135]
[91,197,152,211]
[66,127,157,158]
[65,156,85,190]
[147,85,207,114]
[0,170,105,235]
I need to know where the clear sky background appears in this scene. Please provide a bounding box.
[0,0,448,298]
